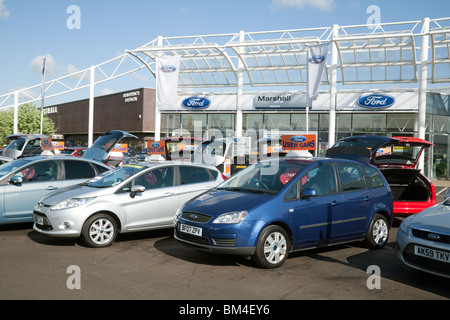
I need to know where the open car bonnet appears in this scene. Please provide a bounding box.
[83,130,138,162]
[327,135,433,169]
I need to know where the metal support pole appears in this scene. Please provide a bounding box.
[40,56,46,135]
[88,65,95,147]
[235,31,245,139]
[13,91,18,134]
[154,36,163,142]
[328,24,339,148]
[418,17,430,172]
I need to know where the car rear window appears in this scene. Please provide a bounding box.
[363,166,385,189]
[337,163,366,192]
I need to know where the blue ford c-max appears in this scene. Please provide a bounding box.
[174,152,393,268]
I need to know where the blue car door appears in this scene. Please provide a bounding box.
[295,163,344,248]
[332,162,371,240]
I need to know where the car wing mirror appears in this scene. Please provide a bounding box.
[9,176,23,185]
[301,188,317,198]
[130,184,146,198]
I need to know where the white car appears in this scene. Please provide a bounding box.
[33,161,225,247]
[396,197,450,278]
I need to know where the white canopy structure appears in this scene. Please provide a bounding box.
[1,17,450,147]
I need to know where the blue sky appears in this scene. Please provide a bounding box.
[0,0,449,105]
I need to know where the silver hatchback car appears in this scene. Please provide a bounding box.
[33,161,225,247]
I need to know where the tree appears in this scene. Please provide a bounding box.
[0,103,57,144]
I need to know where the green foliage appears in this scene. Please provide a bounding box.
[0,103,56,144]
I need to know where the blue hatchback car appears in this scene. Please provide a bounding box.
[174,152,393,268]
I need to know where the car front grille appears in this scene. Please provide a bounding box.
[181,211,212,223]
[402,243,450,276]
[175,230,210,246]
[412,228,450,244]
[33,211,53,231]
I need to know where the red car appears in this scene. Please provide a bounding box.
[328,135,436,217]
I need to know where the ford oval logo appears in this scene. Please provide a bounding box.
[182,97,211,109]
[428,233,440,241]
[290,136,307,143]
[357,94,396,109]
[160,65,177,73]
[308,56,325,64]
[151,142,160,148]
[189,214,198,220]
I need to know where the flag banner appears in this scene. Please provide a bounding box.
[307,42,330,105]
[156,55,181,108]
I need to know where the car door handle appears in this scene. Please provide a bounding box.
[364,196,371,201]
[46,186,58,190]
[163,192,175,197]
[331,200,339,206]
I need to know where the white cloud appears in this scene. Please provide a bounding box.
[30,54,79,77]
[0,0,10,20]
[271,0,335,12]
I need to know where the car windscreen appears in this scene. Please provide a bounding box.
[87,164,147,188]
[6,138,26,151]
[217,160,306,194]
[0,158,33,179]
[191,140,227,164]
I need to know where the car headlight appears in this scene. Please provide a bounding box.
[213,211,248,224]
[51,197,96,211]
[399,216,414,234]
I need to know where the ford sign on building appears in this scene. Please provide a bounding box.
[182,97,211,109]
[357,94,396,109]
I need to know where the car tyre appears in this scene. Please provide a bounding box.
[363,213,389,249]
[81,213,118,248]
[252,225,290,269]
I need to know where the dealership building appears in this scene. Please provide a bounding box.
[2,17,450,179]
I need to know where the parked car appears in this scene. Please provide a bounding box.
[191,137,252,178]
[60,147,86,157]
[33,161,225,247]
[0,133,49,163]
[0,130,138,225]
[174,152,393,268]
[328,135,436,216]
[0,156,110,224]
[136,137,205,162]
[396,197,450,278]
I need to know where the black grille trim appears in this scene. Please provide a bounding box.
[175,230,210,246]
[412,228,450,244]
[181,211,212,223]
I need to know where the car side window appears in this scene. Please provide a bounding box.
[64,160,96,180]
[301,163,337,197]
[337,163,366,192]
[284,181,299,201]
[14,160,58,182]
[135,166,174,190]
[180,166,212,185]
[363,166,385,189]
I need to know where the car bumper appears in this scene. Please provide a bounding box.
[173,220,257,256]
[32,207,82,238]
[396,226,450,278]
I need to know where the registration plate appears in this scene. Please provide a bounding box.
[179,223,202,237]
[414,245,450,263]
[33,215,44,225]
